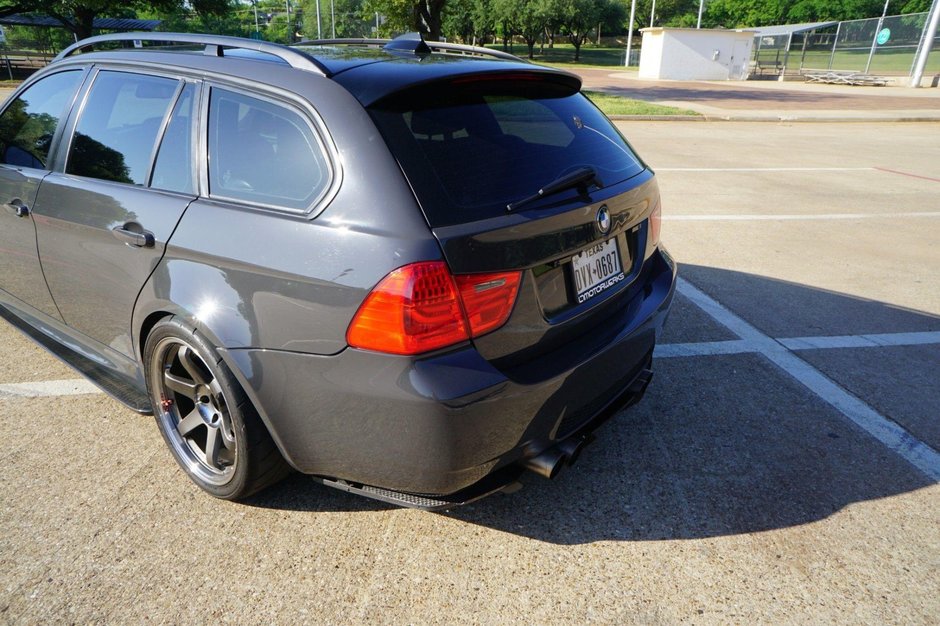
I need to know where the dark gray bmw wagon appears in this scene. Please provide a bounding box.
[0,32,676,509]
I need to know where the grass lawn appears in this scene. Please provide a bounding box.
[583,91,700,116]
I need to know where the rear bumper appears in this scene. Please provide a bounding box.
[222,247,677,496]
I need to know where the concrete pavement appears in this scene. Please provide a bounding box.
[575,68,940,121]
[2,121,938,623]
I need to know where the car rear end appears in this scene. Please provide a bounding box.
[234,52,676,504]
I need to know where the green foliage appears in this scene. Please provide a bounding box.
[0,0,231,39]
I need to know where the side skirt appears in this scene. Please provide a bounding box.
[0,302,152,413]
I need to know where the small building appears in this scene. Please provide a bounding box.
[639,27,754,81]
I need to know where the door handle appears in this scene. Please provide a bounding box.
[112,225,155,248]
[5,199,29,218]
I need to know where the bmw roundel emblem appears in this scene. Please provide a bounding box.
[596,205,611,235]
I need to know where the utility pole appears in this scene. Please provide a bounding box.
[285,0,292,43]
[331,0,336,38]
[911,0,940,86]
[697,0,704,28]
[650,0,656,28]
[625,0,637,66]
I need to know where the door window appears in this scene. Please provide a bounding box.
[0,70,83,169]
[151,83,196,194]
[66,71,178,185]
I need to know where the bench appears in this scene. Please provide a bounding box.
[754,59,783,76]
[803,71,887,86]
[1,50,54,77]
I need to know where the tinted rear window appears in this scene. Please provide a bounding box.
[369,85,645,227]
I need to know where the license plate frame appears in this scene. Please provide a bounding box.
[571,238,626,304]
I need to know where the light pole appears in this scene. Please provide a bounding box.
[625,0,637,66]
[697,0,705,28]
[316,0,322,39]
[650,0,656,28]
[331,0,336,38]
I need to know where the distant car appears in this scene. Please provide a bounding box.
[0,32,675,509]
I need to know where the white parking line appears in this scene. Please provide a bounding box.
[673,278,940,482]
[655,331,940,357]
[664,212,940,222]
[0,378,102,398]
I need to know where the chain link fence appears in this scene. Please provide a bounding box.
[752,12,940,78]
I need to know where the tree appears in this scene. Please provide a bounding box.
[0,0,231,41]
[362,0,447,39]
[556,0,602,61]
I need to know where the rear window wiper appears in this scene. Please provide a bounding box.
[507,166,603,212]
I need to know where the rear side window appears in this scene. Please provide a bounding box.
[369,85,646,227]
[207,88,331,213]
[0,70,83,169]
[67,71,179,185]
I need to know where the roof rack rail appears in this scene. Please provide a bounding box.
[298,32,523,62]
[55,32,330,76]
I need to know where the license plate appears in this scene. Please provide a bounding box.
[571,238,625,304]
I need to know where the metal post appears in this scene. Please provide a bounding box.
[697,0,705,29]
[911,0,940,86]
[285,0,292,43]
[828,21,841,69]
[316,0,322,39]
[782,31,793,75]
[865,0,890,74]
[798,31,810,72]
[331,0,336,38]
[625,0,637,67]
[650,0,656,28]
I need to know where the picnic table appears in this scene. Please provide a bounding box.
[803,71,887,86]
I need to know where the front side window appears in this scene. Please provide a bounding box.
[207,88,331,212]
[67,71,178,185]
[0,70,83,169]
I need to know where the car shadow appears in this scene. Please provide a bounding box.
[247,265,940,544]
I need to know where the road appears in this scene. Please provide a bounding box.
[1,121,939,623]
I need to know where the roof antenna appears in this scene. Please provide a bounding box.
[384,32,432,55]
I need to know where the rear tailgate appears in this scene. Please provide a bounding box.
[367,70,661,373]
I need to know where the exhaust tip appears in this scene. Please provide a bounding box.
[557,436,591,467]
[520,447,566,480]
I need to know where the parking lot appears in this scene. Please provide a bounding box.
[1,121,938,623]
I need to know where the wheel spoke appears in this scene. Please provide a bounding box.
[177,346,208,386]
[204,427,222,468]
[177,408,203,438]
[164,370,196,397]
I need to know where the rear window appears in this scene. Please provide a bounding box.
[369,84,645,227]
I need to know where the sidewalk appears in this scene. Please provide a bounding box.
[575,68,940,122]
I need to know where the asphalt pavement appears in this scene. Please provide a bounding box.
[1,88,939,622]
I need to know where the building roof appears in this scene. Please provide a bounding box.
[749,21,839,37]
[0,14,161,31]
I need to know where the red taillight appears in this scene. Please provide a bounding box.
[455,271,521,338]
[347,261,521,355]
[650,202,662,246]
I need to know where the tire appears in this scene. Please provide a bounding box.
[143,317,291,500]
